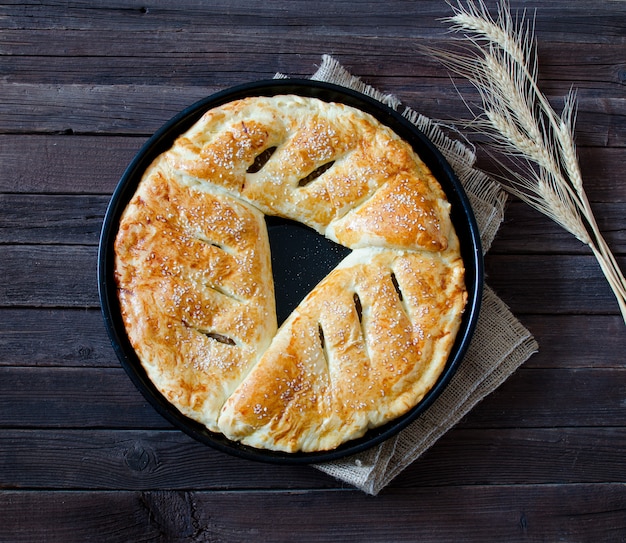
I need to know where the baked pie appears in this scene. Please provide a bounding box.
[114,94,467,453]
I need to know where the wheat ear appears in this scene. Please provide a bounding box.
[436,0,626,323]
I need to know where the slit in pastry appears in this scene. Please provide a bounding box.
[352,291,368,351]
[182,320,238,346]
[201,330,237,346]
[318,322,330,369]
[390,271,403,301]
[207,284,245,304]
[298,161,335,187]
[246,146,277,174]
[192,232,235,256]
[204,330,237,346]
[353,292,363,323]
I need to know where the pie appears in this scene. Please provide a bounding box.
[114,94,467,453]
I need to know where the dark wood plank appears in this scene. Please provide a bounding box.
[490,201,626,255]
[2,81,622,148]
[2,43,623,84]
[396,86,626,149]
[0,82,222,135]
[0,490,162,543]
[0,427,623,490]
[0,53,303,85]
[576,147,626,202]
[462,367,626,429]
[0,194,106,244]
[151,484,626,542]
[0,308,116,367]
[0,367,169,428]
[0,245,98,307]
[397,427,626,488]
[0,485,623,542]
[0,429,333,491]
[485,254,626,315]
[520,315,626,369]
[0,366,623,429]
[1,0,623,41]
[3,30,434,62]
[0,135,142,193]
[0,0,480,35]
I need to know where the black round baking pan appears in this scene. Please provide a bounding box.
[98,79,483,464]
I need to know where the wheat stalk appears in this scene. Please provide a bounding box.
[435,0,626,323]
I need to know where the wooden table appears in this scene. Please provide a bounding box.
[1,1,624,541]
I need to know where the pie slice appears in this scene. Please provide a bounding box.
[218,243,466,453]
[114,158,276,431]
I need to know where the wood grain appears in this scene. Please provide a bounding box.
[2,82,623,149]
[0,245,98,307]
[0,485,623,542]
[0,367,168,428]
[0,135,142,193]
[0,194,105,244]
[0,308,115,367]
[0,427,623,490]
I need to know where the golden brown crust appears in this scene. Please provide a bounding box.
[165,95,451,250]
[114,159,276,431]
[114,94,467,452]
[218,245,466,452]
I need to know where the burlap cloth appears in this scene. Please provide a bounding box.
[276,55,538,495]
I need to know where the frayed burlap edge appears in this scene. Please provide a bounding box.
[278,55,538,494]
